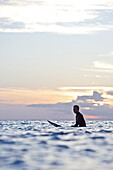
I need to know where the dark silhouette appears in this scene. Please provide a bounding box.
[71,105,86,127]
[47,120,61,127]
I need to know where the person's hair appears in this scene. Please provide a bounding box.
[73,105,79,110]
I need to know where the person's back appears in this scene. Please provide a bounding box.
[76,112,86,127]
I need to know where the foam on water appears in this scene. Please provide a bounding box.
[0,120,113,170]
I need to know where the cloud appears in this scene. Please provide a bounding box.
[100,51,113,57]
[94,61,113,69]
[107,91,113,96]
[77,91,105,102]
[0,88,113,120]
[0,17,25,29]
[27,91,104,111]
[74,90,113,120]
[0,0,113,34]
[27,90,113,120]
[27,101,74,117]
[81,60,113,74]
[60,86,113,91]
[83,74,110,78]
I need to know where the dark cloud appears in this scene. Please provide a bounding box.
[74,91,113,119]
[0,90,113,120]
[82,104,113,120]
[107,91,113,96]
[77,91,105,102]
[71,91,106,111]
[27,102,74,115]
[27,102,72,108]
[27,91,113,120]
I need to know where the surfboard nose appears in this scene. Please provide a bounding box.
[47,120,61,127]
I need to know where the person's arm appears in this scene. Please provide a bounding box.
[71,124,78,127]
[71,116,78,127]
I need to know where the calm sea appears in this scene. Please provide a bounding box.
[0,120,113,170]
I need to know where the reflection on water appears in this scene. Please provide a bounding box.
[0,120,113,170]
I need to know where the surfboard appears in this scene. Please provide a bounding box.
[47,120,61,127]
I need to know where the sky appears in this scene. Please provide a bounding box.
[0,0,113,120]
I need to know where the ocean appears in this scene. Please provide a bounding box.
[0,120,113,170]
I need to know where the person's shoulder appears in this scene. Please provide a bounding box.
[79,112,83,117]
[79,112,82,115]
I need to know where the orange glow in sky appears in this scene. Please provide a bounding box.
[0,87,113,106]
[0,88,73,105]
[85,115,99,119]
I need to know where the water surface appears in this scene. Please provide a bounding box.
[0,120,113,170]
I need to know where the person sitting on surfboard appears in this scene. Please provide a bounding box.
[71,105,86,127]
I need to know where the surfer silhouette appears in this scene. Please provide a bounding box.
[71,105,86,127]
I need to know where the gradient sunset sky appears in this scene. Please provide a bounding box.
[0,0,113,120]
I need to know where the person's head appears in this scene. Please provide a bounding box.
[73,105,79,114]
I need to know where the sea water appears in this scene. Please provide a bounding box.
[0,120,113,170]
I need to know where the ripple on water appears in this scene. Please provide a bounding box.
[91,136,105,140]
[84,148,96,152]
[0,139,16,145]
[98,129,112,133]
[51,136,61,140]
[12,160,25,165]
[56,144,69,149]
